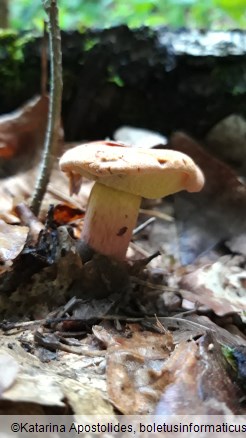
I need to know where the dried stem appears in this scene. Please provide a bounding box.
[41,21,48,97]
[31,0,63,216]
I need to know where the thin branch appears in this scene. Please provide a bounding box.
[31,0,63,216]
[133,217,156,236]
[41,21,48,97]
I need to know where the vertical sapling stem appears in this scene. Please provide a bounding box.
[31,0,63,216]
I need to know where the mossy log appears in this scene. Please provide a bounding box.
[0,26,246,141]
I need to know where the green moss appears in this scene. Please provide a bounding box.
[107,66,124,87]
[221,345,237,371]
[83,36,99,52]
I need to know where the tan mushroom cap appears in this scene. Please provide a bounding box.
[59,141,205,199]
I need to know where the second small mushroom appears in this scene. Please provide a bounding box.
[59,141,204,260]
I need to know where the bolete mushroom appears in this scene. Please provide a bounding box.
[59,141,204,260]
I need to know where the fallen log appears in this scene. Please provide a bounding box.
[0,26,245,141]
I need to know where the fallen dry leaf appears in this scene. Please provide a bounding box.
[155,334,244,415]
[0,95,49,176]
[53,204,85,225]
[107,349,172,414]
[180,255,246,317]
[100,323,174,414]
[155,340,200,414]
[0,160,91,224]
[0,354,19,396]
[187,314,246,347]
[0,327,112,416]
[0,220,28,268]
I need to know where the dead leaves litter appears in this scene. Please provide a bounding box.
[155,334,244,415]
[94,323,174,415]
[180,256,246,317]
[1,101,246,418]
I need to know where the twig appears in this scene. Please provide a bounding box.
[31,0,63,216]
[139,208,173,222]
[1,319,45,334]
[156,316,215,333]
[133,217,156,236]
[129,241,152,257]
[130,275,193,296]
[41,21,48,97]
[57,343,106,357]
[14,202,44,245]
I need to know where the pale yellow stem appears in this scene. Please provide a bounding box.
[81,182,141,260]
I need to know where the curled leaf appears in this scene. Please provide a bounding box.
[0,220,28,265]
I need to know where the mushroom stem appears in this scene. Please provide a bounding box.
[81,182,141,260]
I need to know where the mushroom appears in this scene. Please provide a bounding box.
[59,141,204,260]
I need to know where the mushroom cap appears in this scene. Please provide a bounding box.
[59,141,205,199]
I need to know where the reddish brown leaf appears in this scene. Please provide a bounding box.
[53,204,85,225]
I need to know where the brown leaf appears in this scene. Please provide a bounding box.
[155,340,199,414]
[105,323,174,414]
[180,255,246,316]
[107,350,172,414]
[186,314,246,347]
[155,334,244,415]
[0,95,48,163]
[0,161,90,224]
[0,220,28,265]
